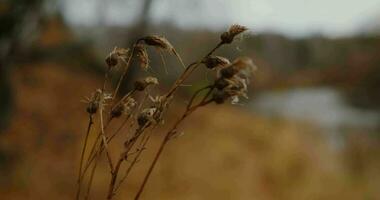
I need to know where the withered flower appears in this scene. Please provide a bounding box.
[134,76,159,91]
[86,89,101,114]
[212,89,230,104]
[213,57,256,104]
[135,43,150,70]
[85,89,112,114]
[213,76,248,104]
[220,24,248,44]
[219,57,256,78]
[137,107,157,127]
[111,97,137,118]
[214,77,230,90]
[105,47,129,69]
[141,35,174,52]
[202,56,230,69]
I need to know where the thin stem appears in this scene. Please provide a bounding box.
[112,89,136,112]
[80,105,132,181]
[113,42,137,99]
[107,157,124,200]
[107,114,132,144]
[83,105,115,199]
[134,100,213,200]
[105,124,151,199]
[133,43,224,199]
[113,126,154,193]
[84,151,99,200]
[103,70,110,91]
[99,104,114,171]
[158,51,168,74]
[172,49,186,69]
[187,85,212,109]
[76,115,94,200]
[81,88,135,179]
[85,117,112,166]
[165,42,223,99]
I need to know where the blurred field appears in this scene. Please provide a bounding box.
[2,1,380,199]
[0,62,379,200]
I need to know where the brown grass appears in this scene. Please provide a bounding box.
[1,61,380,200]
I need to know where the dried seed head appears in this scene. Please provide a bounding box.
[141,35,174,52]
[111,97,137,118]
[220,65,239,79]
[147,95,170,124]
[213,57,255,105]
[232,57,256,71]
[137,107,157,127]
[135,43,150,70]
[144,76,159,85]
[220,24,248,44]
[111,103,124,118]
[86,102,98,114]
[134,76,159,91]
[213,75,249,105]
[214,78,230,90]
[202,56,230,69]
[86,89,102,114]
[105,53,118,68]
[220,57,256,78]
[105,47,129,69]
[229,24,248,37]
[212,90,229,104]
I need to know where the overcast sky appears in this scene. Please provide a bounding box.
[63,0,380,37]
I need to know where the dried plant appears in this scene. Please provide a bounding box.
[75,24,255,200]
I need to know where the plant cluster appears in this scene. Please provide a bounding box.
[76,24,256,200]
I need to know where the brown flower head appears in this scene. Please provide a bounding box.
[137,107,157,127]
[202,56,230,69]
[134,76,159,91]
[111,97,137,118]
[220,24,248,44]
[212,89,230,104]
[213,76,249,104]
[219,57,256,79]
[86,89,102,114]
[213,57,256,104]
[141,35,174,52]
[105,47,129,69]
[85,89,112,114]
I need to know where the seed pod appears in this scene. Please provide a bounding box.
[134,80,146,91]
[137,108,157,127]
[86,101,98,114]
[212,90,229,104]
[105,53,118,68]
[110,97,137,118]
[105,47,129,69]
[220,24,248,44]
[214,78,230,90]
[137,114,149,127]
[220,66,239,78]
[220,32,233,44]
[220,57,255,78]
[134,76,158,91]
[85,89,102,114]
[111,104,124,118]
[202,56,230,69]
[232,57,255,71]
[141,35,174,52]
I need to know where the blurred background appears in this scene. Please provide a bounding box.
[1,0,380,199]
